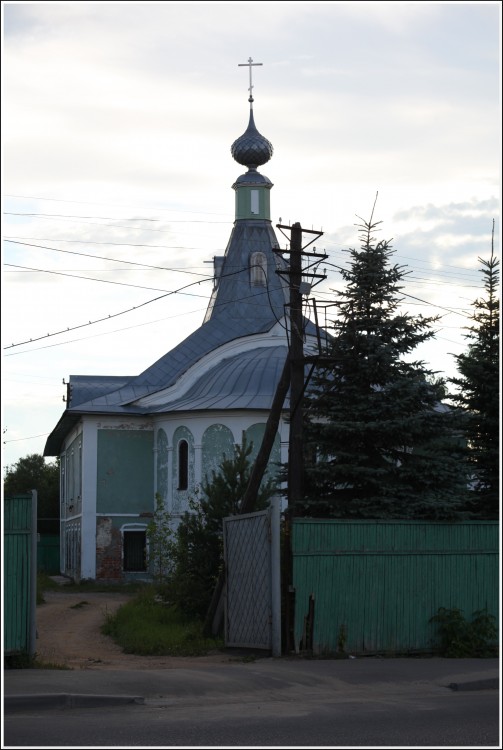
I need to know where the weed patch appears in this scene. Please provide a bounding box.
[430,607,498,657]
[33,658,72,670]
[101,586,223,657]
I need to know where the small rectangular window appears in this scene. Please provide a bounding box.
[123,531,147,572]
[251,190,259,215]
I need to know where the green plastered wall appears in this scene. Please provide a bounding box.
[235,185,271,220]
[292,519,499,655]
[97,429,154,514]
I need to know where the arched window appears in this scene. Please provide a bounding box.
[250,252,267,287]
[178,439,189,490]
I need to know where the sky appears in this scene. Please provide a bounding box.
[1,1,501,472]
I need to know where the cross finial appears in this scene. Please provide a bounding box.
[238,57,263,105]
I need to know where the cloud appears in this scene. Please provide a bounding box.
[2,2,500,470]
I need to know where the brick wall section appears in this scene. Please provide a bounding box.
[95,517,123,580]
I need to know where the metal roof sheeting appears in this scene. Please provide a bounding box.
[149,345,289,413]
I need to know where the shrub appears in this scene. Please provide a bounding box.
[430,607,498,657]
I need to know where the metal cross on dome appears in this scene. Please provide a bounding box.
[238,57,263,103]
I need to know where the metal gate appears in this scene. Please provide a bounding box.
[223,497,281,655]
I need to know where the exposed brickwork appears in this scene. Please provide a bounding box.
[95,517,123,581]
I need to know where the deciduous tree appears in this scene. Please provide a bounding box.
[3,453,59,531]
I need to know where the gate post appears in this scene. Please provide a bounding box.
[30,490,38,656]
[270,496,281,657]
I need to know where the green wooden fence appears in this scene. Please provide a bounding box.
[38,534,61,574]
[4,492,38,656]
[292,519,499,655]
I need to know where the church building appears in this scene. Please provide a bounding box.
[44,72,320,582]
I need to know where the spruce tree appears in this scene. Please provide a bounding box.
[303,209,468,519]
[450,225,500,519]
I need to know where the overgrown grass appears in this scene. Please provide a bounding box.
[33,658,73,670]
[101,585,223,657]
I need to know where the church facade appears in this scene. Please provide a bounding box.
[44,83,319,582]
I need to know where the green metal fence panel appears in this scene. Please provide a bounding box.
[37,534,61,574]
[292,520,499,655]
[4,493,37,656]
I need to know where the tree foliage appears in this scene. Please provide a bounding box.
[165,439,277,619]
[146,493,174,583]
[450,226,500,518]
[3,453,60,530]
[303,209,468,519]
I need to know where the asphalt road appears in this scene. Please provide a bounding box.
[4,689,499,747]
[4,657,501,748]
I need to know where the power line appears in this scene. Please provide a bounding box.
[6,236,481,290]
[320,255,485,285]
[310,287,472,321]
[4,263,212,295]
[4,211,230,224]
[4,234,214,254]
[3,262,288,352]
[3,238,211,275]
[4,262,473,352]
[3,228,487,352]
[3,213,230,234]
[3,275,213,350]
[5,204,496,278]
[4,193,231,217]
[3,308,209,356]
[3,433,49,445]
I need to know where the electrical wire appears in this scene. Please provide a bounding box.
[3,275,214,349]
[4,234,218,255]
[3,262,290,352]
[4,263,211,295]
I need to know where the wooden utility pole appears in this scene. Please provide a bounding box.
[274,222,325,651]
[288,222,305,509]
[274,223,326,512]
[204,222,325,645]
[240,356,291,514]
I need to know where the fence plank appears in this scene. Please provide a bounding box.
[4,493,37,656]
[292,520,499,655]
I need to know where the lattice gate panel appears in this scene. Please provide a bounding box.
[223,509,272,650]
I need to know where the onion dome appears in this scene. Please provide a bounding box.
[231,108,273,169]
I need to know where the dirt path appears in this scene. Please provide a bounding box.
[35,589,230,671]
